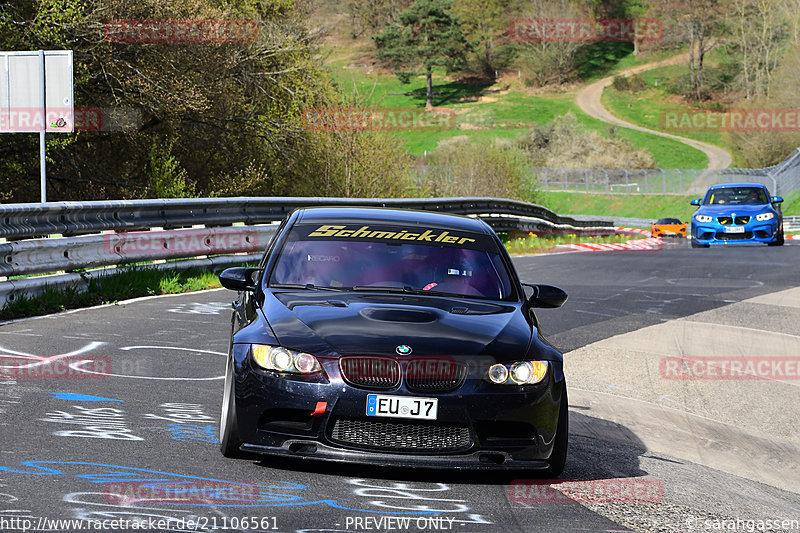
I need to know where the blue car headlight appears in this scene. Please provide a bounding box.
[695,214,713,223]
[755,212,774,221]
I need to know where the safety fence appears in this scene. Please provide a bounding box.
[533,147,800,197]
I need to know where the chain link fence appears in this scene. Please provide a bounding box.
[534,148,800,197]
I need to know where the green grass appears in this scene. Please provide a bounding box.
[602,65,741,167]
[0,266,228,320]
[539,192,699,222]
[326,59,707,166]
[781,189,800,216]
[575,43,681,82]
[537,190,800,222]
[501,231,647,255]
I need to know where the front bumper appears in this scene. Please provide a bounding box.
[692,221,780,245]
[230,345,565,469]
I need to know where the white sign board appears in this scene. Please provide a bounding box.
[1,50,74,133]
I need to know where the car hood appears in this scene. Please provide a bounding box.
[696,204,775,216]
[256,290,537,359]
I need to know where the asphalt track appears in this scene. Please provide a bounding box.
[1,239,799,533]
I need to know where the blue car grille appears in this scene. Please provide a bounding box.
[716,231,754,240]
[717,215,751,225]
[330,418,473,451]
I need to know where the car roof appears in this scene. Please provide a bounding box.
[707,182,767,190]
[293,207,494,234]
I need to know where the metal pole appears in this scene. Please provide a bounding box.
[39,50,46,203]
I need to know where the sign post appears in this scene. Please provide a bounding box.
[1,50,74,203]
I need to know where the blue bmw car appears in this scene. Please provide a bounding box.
[690,183,784,247]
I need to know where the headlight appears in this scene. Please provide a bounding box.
[486,361,548,385]
[755,212,774,221]
[251,345,321,373]
[488,363,509,384]
[694,214,713,223]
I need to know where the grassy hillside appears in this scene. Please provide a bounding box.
[539,192,698,221]
[538,190,800,221]
[328,61,707,167]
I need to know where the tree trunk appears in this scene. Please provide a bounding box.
[633,38,640,56]
[426,64,434,110]
[696,33,706,100]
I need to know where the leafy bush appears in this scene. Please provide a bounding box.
[516,113,656,169]
[612,76,630,91]
[413,137,531,200]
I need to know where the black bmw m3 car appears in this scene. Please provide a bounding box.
[218,207,569,473]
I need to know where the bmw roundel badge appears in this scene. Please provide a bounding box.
[396,345,413,355]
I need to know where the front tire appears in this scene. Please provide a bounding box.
[768,229,784,246]
[219,358,244,458]
[691,237,709,248]
[544,387,568,477]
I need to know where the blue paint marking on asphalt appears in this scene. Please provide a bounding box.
[50,392,123,402]
[0,461,435,514]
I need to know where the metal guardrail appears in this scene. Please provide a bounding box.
[785,216,800,232]
[0,225,275,277]
[0,197,608,241]
[0,197,613,308]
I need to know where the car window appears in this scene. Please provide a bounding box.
[656,218,681,224]
[269,223,515,300]
[704,187,768,205]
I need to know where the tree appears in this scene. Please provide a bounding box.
[730,0,787,100]
[452,0,510,77]
[657,0,728,100]
[373,0,468,109]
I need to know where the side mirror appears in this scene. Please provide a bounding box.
[522,283,568,308]
[219,267,261,292]
[690,198,701,206]
[772,196,783,204]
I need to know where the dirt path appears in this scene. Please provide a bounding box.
[576,54,732,171]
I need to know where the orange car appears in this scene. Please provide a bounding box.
[651,217,687,238]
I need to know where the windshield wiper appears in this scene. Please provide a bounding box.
[351,285,456,297]
[270,283,345,291]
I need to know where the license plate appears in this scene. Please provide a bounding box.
[366,394,438,420]
[725,226,745,233]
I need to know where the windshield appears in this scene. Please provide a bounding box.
[703,187,768,205]
[656,218,681,224]
[269,223,515,300]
